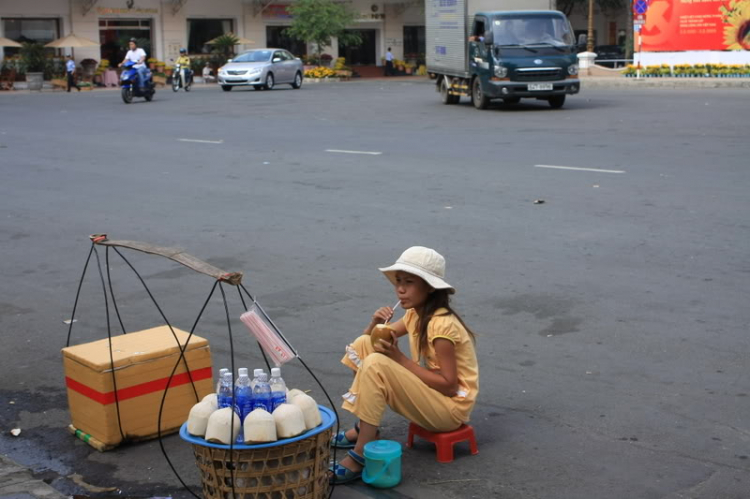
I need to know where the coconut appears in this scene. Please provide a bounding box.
[202,393,218,411]
[186,401,215,437]
[290,393,322,430]
[243,409,277,443]
[205,407,241,444]
[286,389,307,401]
[371,324,396,347]
[272,403,306,438]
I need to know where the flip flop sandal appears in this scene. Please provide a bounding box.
[331,422,359,449]
[331,422,380,449]
[329,450,365,485]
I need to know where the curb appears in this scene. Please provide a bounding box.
[0,455,68,499]
[579,76,750,89]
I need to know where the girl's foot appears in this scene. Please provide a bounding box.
[329,450,365,484]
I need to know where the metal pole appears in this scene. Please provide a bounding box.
[587,0,595,53]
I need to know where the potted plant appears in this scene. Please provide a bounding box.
[320,53,333,67]
[148,57,157,70]
[19,42,46,90]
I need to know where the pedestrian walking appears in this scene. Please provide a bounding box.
[329,246,479,484]
[66,55,80,92]
[385,47,394,76]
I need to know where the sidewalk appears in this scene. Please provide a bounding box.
[0,455,67,499]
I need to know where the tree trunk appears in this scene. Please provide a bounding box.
[587,0,595,52]
[625,2,634,60]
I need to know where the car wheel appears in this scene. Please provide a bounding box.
[221,85,233,92]
[472,77,490,110]
[292,72,303,89]
[265,73,274,90]
[548,95,566,109]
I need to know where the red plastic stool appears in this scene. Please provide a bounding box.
[406,423,478,463]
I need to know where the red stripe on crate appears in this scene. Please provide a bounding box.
[66,367,213,405]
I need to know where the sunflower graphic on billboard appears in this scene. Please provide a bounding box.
[721,0,750,50]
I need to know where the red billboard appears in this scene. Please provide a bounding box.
[640,0,750,51]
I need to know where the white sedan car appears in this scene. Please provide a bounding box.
[218,48,304,91]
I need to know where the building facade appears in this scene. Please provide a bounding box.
[0,0,426,66]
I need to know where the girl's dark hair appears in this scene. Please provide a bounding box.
[416,289,476,359]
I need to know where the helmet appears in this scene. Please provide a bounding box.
[179,47,187,54]
[129,38,137,44]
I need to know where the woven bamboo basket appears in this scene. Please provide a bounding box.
[190,428,332,499]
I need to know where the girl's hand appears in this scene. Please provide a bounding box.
[374,331,406,363]
[371,307,394,326]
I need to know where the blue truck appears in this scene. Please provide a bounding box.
[426,0,581,109]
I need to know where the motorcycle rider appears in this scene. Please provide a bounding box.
[175,48,191,88]
[118,38,147,90]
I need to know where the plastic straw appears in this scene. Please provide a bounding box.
[240,309,296,366]
[384,301,400,325]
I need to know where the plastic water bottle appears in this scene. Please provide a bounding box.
[235,368,253,422]
[250,369,264,391]
[216,368,229,396]
[269,368,287,411]
[218,372,234,410]
[252,373,272,412]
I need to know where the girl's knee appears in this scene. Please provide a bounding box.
[361,352,397,373]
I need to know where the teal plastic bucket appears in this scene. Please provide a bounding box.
[362,440,402,488]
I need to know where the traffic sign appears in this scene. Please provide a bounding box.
[634,0,649,15]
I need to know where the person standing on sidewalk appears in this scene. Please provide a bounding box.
[385,47,394,76]
[66,55,80,92]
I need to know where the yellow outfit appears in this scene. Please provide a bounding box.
[341,307,479,432]
[175,56,190,66]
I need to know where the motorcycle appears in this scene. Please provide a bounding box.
[172,64,193,92]
[120,60,155,104]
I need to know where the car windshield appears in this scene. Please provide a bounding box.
[233,50,273,63]
[493,15,575,47]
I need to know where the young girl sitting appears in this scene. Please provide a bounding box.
[330,246,479,483]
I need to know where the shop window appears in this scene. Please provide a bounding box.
[2,18,60,57]
[266,27,306,57]
[188,19,233,54]
[99,19,152,67]
[403,26,425,63]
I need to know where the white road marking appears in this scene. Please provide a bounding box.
[178,138,224,144]
[534,164,625,174]
[325,149,382,155]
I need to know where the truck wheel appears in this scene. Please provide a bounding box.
[548,95,566,109]
[439,79,459,105]
[472,78,490,110]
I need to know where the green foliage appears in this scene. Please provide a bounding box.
[19,42,46,73]
[190,57,207,72]
[211,34,239,58]
[287,0,362,58]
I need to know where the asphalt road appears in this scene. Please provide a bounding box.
[0,80,748,499]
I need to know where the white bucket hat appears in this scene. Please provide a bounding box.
[379,246,456,294]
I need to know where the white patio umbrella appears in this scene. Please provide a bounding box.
[0,37,22,48]
[45,33,100,60]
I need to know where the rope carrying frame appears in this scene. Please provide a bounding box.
[65,234,341,499]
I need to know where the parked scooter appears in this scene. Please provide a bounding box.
[172,63,193,92]
[120,60,155,103]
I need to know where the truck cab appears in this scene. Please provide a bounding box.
[468,10,579,108]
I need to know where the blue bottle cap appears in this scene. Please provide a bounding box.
[364,440,402,459]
